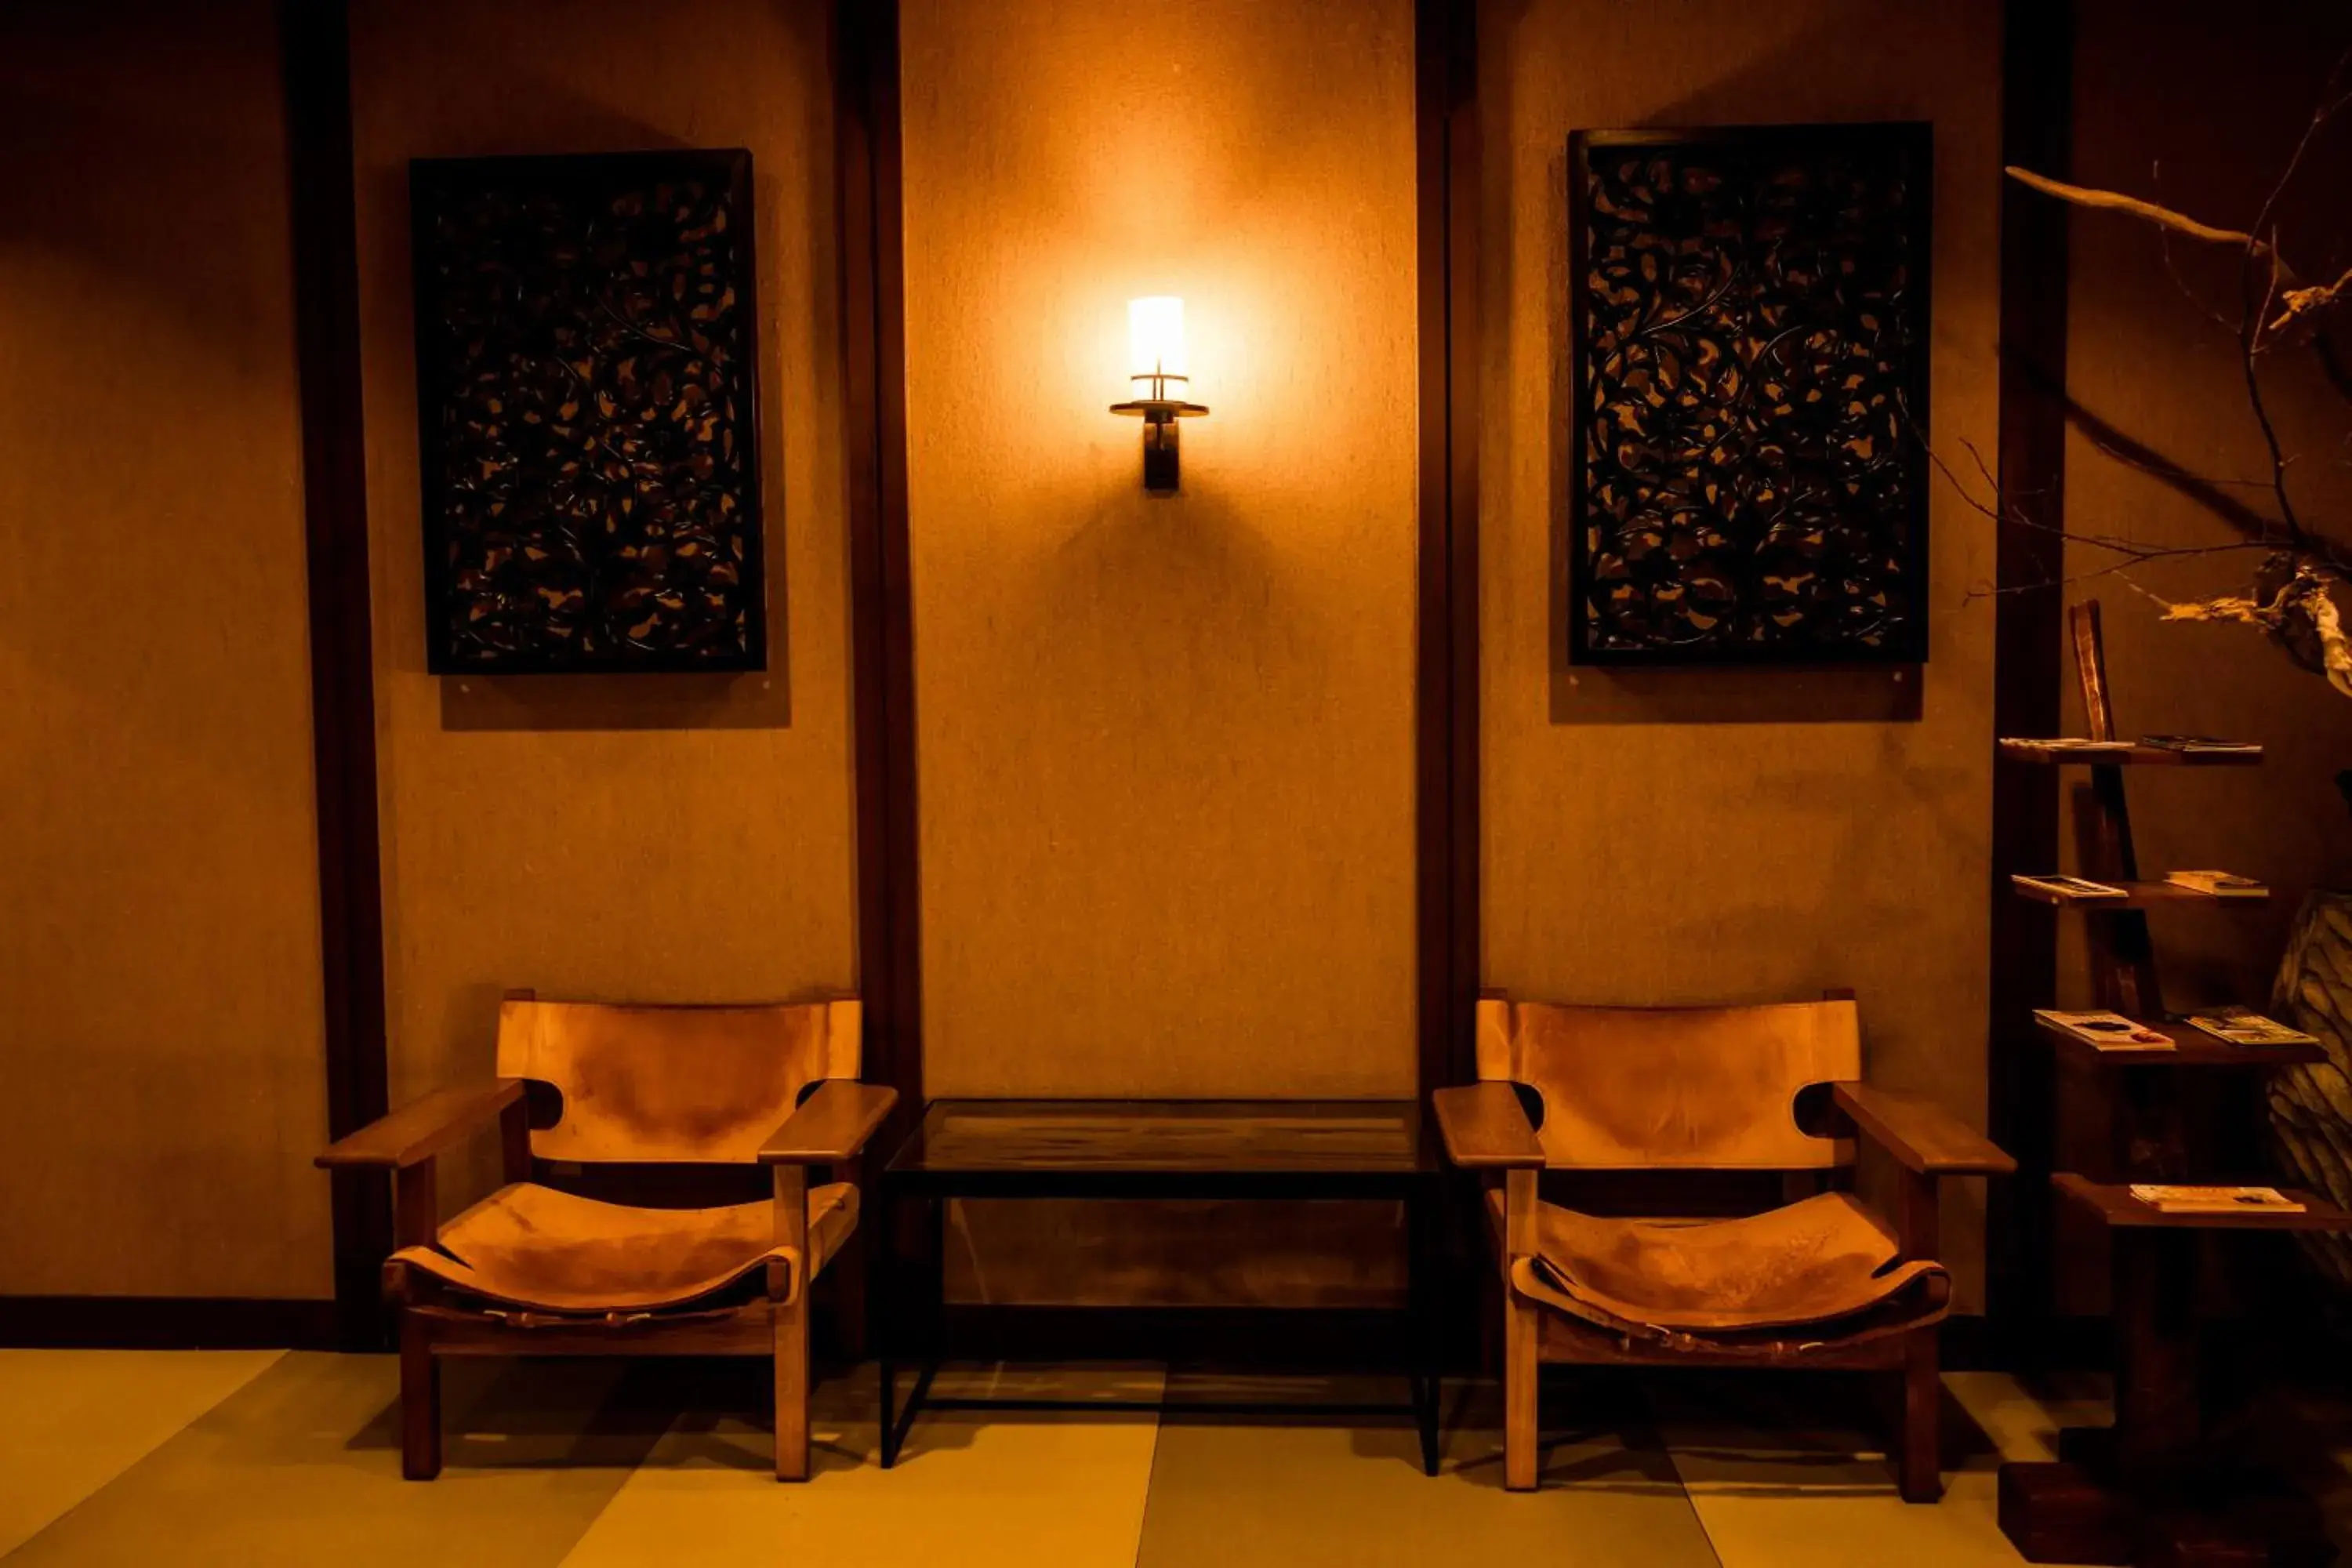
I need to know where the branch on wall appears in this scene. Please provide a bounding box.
[1947,53,2352,696]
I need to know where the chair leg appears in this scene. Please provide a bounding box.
[1503,1276,1540,1491]
[830,1225,868,1364]
[1896,1329,1941,1503]
[398,1311,441,1482]
[775,1284,811,1482]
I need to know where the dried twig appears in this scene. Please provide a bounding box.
[2163,566,2352,699]
[2002,167,2269,256]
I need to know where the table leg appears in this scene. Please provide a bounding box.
[1410,1183,1440,1476]
[877,1178,897,1468]
[2111,1227,2201,1479]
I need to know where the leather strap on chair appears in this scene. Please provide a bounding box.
[1509,1254,1951,1359]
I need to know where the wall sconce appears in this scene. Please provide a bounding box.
[1109,296,1207,492]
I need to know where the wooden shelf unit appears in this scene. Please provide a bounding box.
[1996,601,2322,1568]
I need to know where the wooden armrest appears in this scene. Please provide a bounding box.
[1830,1082,2016,1176]
[760,1080,898,1164]
[316,1079,524,1170]
[1432,1083,1544,1170]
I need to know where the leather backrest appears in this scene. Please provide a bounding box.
[495,996,860,1163]
[1474,996,1857,1171]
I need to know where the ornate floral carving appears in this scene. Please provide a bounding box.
[1570,127,1930,665]
[412,149,764,673]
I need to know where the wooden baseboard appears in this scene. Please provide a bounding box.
[0,1296,341,1350]
[1939,1313,2109,1374]
[932,1305,1432,1370]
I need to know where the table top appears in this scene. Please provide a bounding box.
[886,1099,1434,1177]
[2053,1173,2352,1232]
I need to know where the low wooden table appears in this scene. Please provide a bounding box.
[1999,1174,2352,1566]
[875,1098,1442,1472]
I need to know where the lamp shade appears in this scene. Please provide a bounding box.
[1127,296,1187,397]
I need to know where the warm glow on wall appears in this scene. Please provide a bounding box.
[1110,294,1208,493]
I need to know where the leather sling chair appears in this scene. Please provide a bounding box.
[318,993,895,1481]
[1432,993,2013,1499]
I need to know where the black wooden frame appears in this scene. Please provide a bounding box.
[1565,121,1935,670]
[408,146,769,677]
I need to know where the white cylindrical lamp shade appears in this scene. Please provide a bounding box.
[1128,296,1187,398]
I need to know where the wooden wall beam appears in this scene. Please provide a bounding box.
[837,0,921,1126]
[281,0,392,1350]
[1415,0,1481,1096]
[1986,0,2074,1337]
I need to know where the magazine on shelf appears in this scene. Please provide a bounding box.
[2129,1183,2305,1215]
[2139,734,2264,756]
[2033,1009,2176,1050]
[2012,873,2129,903]
[2183,1010,2318,1047]
[2163,869,2268,899]
[2000,737,2140,757]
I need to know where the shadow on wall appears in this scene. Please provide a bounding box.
[0,6,286,351]
[1495,0,1938,727]
[439,672,790,731]
[1007,458,1327,734]
[1552,665,1922,724]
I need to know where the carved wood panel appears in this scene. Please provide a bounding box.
[411,148,765,673]
[1568,125,1932,666]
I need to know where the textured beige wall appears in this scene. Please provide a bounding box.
[350,0,858,1149]
[2059,0,2352,1007]
[1483,0,2005,1305]
[0,0,332,1296]
[900,0,1421,1099]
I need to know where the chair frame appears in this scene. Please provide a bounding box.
[318,1003,896,1483]
[1432,996,2013,1500]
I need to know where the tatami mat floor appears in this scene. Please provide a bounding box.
[2,1348,2343,1566]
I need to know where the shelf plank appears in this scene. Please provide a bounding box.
[2032,1014,2324,1068]
[2054,1172,2352,1232]
[1998,740,2263,766]
[2011,879,2269,909]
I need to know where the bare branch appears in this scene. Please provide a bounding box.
[1939,57,2352,700]
[2003,166,2273,257]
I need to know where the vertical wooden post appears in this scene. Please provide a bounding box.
[1986,0,2075,1341]
[1416,0,1482,1388]
[837,0,919,1367]
[280,0,392,1351]
[837,0,920,1122]
[1414,0,1480,1101]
